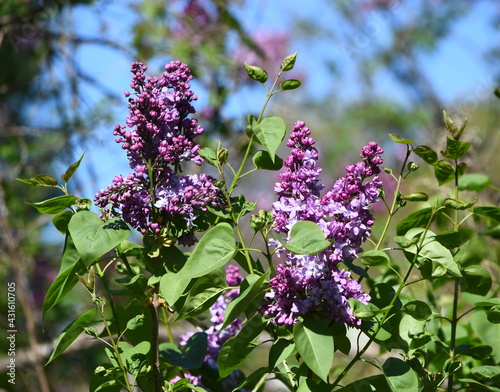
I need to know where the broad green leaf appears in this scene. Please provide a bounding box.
[105,341,150,376]
[62,151,85,183]
[393,236,413,248]
[252,150,283,170]
[396,207,433,236]
[244,63,268,83]
[473,206,500,222]
[68,211,131,267]
[42,259,87,324]
[199,147,218,166]
[458,173,492,191]
[280,51,297,71]
[234,367,268,391]
[486,306,500,324]
[336,375,389,392]
[441,137,470,160]
[175,223,236,280]
[382,357,419,392]
[471,310,500,359]
[52,210,74,234]
[461,265,492,296]
[402,300,432,320]
[434,231,467,249]
[434,160,455,185]
[412,145,438,165]
[280,79,301,90]
[269,339,295,370]
[27,195,78,214]
[160,272,191,308]
[160,332,207,369]
[462,345,493,360]
[177,268,227,319]
[218,314,266,378]
[293,318,334,382]
[296,379,331,392]
[275,221,331,255]
[388,133,415,144]
[471,365,500,382]
[404,228,461,277]
[221,271,269,330]
[475,298,500,307]
[361,250,390,266]
[46,308,97,364]
[17,175,58,187]
[252,116,286,163]
[458,378,500,392]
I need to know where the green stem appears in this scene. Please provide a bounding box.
[150,292,163,392]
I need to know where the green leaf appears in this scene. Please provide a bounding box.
[126,315,145,331]
[458,173,492,191]
[461,265,492,296]
[473,206,500,222]
[296,379,331,392]
[336,375,389,392]
[199,147,218,166]
[177,268,227,319]
[52,210,74,234]
[27,195,78,214]
[275,221,331,255]
[396,207,433,236]
[471,365,500,382]
[402,300,432,320]
[471,311,500,359]
[252,150,283,170]
[280,51,297,71]
[388,133,415,144]
[62,152,85,183]
[160,332,207,369]
[382,357,419,392]
[486,306,500,324]
[218,314,266,378]
[46,308,97,365]
[444,197,477,210]
[402,193,428,202]
[280,79,301,90]
[458,378,500,392]
[251,116,286,163]
[68,211,131,267]
[434,231,466,249]
[244,63,268,83]
[17,175,58,187]
[404,228,461,277]
[42,259,87,324]
[361,250,390,266]
[293,318,334,382]
[434,160,455,185]
[269,339,295,370]
[89,363,122,392]
[105,341,150,376]
[221,271,269,330]
[412,145,438,165]
[462,345,493,360]
[175,223,236,280]
[441,137,470,160]
[393,236,413,248]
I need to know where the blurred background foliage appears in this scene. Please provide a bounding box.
[0,0,499,390]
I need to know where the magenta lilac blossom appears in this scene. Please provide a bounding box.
[94,61,224,237]
[262,121,384,327]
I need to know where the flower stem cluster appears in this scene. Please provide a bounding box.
[94,61,224,241]
[262,121,384,326]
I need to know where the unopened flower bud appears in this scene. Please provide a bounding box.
[403,192,429,202]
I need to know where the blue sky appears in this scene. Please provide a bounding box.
[60,0,499,203]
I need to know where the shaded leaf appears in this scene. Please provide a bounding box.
[434,160,455,186]
[473,206,500,222]
[27,195,78,214]
[252,150,283,170]
[17,175,58,187]
[160,332,207,369]
[461,265,492,296]
[412,145,438,165]
[396,207,433,236]
[402,301,432,320]
[441,137,470,160]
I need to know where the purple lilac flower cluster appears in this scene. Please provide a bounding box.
[262,121,384,326]
[94,61,223,239]
[175,265,247,391]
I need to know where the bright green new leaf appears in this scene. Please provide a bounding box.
[62,151,85,183]
[46,308,97,365]
[434,160,455,185]
[412,145,438,165]
[280,51,297,71]
[174,223,236,280]
[441,137,471,160]
[388,133,415,144]
[252,116,286,163]
[177,268,227,319]
[280,79,301,90]
[27,195,78,214]
[293,318,334,382]
[361,250,390,266]
[244,63,268,83]
[198,147,218,166]
[17,175,58,187]
[459,174,492,191]
[68,211,131,267]
[252,150,283,170]
[275,220,331,255]
[382,357,419,392]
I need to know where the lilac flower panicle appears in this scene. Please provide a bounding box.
[176,266,248,391]
[262,121,384,327]
[94,61,224,237]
